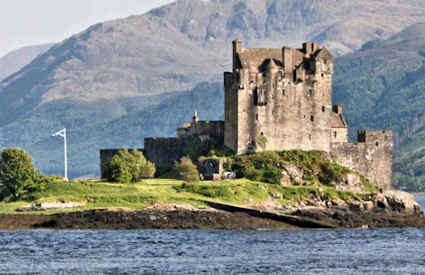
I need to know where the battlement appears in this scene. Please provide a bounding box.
[232,40,333,78]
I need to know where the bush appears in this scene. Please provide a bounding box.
[243,166,263,182]
[173,156,200,182]
[104,149,156,183]
[0,148,48,200]
[263,167,283,184]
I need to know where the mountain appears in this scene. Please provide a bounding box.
[2,0,425,112]
[0,44,52,81]
[333,23,425,191]
[2,0,425,184]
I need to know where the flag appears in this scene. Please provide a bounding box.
[52,128,66,138]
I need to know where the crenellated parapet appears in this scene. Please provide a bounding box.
[225,40,335,154]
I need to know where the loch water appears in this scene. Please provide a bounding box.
[1,196,424,275]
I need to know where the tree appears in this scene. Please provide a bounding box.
[104,149,156,183]
[0,148,47,200]
[173,156,200,182]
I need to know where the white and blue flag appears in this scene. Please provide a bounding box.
[52,128,66,138]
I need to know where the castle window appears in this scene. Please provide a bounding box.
[261,132,264,136]
[282,89,286,96]
[334,131,337,138]
[376,142,379,147]
[308,89,313,96]
[322,106,326,112]
[256,114,259,121]
[253,89,258,106]
[311,116,314,122]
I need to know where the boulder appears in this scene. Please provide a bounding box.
[282,164,304,185]
[382,190,422,214]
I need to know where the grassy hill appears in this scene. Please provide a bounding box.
[0,178,372,214]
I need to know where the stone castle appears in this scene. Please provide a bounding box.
[101,41,393,190]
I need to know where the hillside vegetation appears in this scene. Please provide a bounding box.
[333,23,425,191]
[1,1,425,191]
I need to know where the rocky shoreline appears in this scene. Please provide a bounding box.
[1,190,424,230]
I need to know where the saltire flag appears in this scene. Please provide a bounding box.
[52,128,66,138]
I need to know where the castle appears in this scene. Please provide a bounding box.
[101,41,393,190]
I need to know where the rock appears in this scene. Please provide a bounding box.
[282,164,304,185]
[382,190,421,214]
[270,192,281,199]
[375,193,389,209]
[363,201,374,211]
[280,173,291,186]
[348,201,364,212]
[17,201,87,212]
[331,199,347,208]
[335,173,364,193]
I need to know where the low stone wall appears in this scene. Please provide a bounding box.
[330,130,393,190]
[143,138,190,173]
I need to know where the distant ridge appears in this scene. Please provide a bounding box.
[1,1,425,189]
[0,43,52,81]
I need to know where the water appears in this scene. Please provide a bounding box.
[0,196,424,275]
[415,194,425,210]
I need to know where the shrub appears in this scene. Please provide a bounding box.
[263,167,283,184]
[104,149,156,183]
[243,166,263,182]
[0,148,48,200]
[185,139,211,161]
[173,156,200,182]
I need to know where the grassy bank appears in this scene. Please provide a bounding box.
[0,178,375,214]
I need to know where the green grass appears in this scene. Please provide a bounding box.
[0,178,376,214]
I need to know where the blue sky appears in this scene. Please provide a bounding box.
[0,0,175,57]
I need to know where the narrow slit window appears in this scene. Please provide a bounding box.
[322,106,326,112]
[334,131,337,138]
[256,114,259,121]
[310,116,314,122]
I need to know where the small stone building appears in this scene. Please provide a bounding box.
[100,40,393,190]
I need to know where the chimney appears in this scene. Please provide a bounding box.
[333,105,343,114]
[233,40,242,72]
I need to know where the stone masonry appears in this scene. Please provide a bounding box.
[223,40,392,190]
[101,40,393,190]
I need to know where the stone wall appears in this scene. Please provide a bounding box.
[143,138,189,173]
[225,41,334,154]
[331,128,348,143]
[330,130,393,190]
[178,121,224,146]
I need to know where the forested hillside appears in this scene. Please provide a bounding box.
[1,1,425,191]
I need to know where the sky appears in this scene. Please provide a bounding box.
[0,0,175,57]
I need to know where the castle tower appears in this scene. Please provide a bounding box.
[224,41,334,154]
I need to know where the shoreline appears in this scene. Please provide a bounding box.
[1,205,424,230]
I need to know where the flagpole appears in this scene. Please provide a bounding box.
[64,128,68,181]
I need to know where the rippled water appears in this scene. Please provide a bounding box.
[0,196,424,274]
[2,229,425,274]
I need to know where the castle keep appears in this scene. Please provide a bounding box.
[101,41,393,190]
